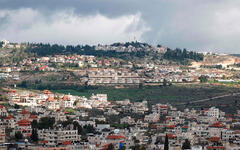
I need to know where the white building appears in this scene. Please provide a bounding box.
[38,129,81,146]
[205,107,220,118]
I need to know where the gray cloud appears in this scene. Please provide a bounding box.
[0,0,240,53]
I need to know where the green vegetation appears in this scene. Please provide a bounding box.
[65,108,76,114]
[25,43,148,60]
[201,64,222,69]
[199,75,209,83]
[0,103,13,109]
[182,139,191,150]
[207,79,240,85]
[0,47,31,66]
[30,128,39,142]
[164,48,204,63]
[0,41,3,48]
[215,81,240,85]
[164,134,169,150]
[52,86,182,103]
[23,42,204,63]
[32,117,55,129]
[17,80,240,113]
[15,131,23,140]
[111,123,130,129]
[50,84,239,105]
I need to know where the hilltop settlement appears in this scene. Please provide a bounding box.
[1,40,240,149]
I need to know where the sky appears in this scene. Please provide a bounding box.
[0,0,240,53]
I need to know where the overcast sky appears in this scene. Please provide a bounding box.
[0,0,240,53]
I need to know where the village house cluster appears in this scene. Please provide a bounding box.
[87,69,141,85]
[0,89,240,149]
[95,43,167,53]
[1,54,237,87]
[1,40,240,86]
[7,90,110,110]
[0,40,22,49]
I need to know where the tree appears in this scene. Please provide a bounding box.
[31,120,38,129]
[139,83,143,89]
[38,117,55,129]
[0,41,3,48]
[14,104,20,109]
[84,125,96,133]
[15,131,23,140]
[163,79,167,86]
[164,134,169,150]
[73,121,85,136]
[120,146,126,150]
[163,48,203,63]
[182,139,191,150]
[198,75,208,83]
[30,128,38,142]
[107,143,114,150]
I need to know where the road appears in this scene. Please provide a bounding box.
[177,92,240,106]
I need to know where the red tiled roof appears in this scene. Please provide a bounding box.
[166,125,176,129]
[62,141,72,145]
[166,117,171,120]
[167,133,176,139]
[43,90,51,94]
[29,93,35,97]
[106,135,125,140]
[151,124,157,129]
[209,122,225,128]
[17,119,30,126]
[20,109,30,115]
[26,133,31,137]
[46,96,56,101]
[209,137,220,142]
[4,115,14,120]
[62,95,70,101]
[101,143,110,150]
[29,115,38,119]
[160,105,167,109]
[206,146,225,149]
[40,140,48,144]
[8,90,16,94]
[39,65,47,71]
[0,105,3,109]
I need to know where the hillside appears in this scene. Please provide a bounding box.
[191,54,240,68]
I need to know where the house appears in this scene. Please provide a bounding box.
[0,128,6,143]
[0,67,11,73]
[16,119,32,137]
[105,135,125,149]
[120,116,135,125]
[3,115,15,128]
[46,97,60,110]
[60,95,75,108]
[205,107,220,118]
[0,105,7,117]
[144,113,160,123]
[38,129,81,146]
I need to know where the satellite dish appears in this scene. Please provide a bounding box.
[114,129,119,134]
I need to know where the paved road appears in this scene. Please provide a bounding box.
[176,92,240,106]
